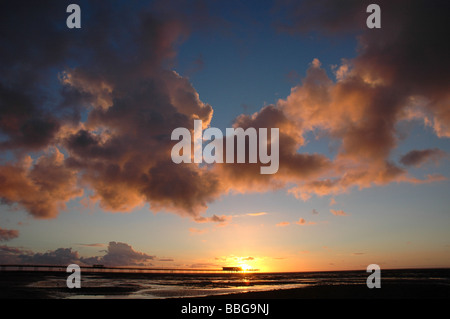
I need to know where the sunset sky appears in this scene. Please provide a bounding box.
[0,0,449,272]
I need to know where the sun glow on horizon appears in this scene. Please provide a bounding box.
[238,263,252,272]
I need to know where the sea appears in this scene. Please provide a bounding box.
[1,267,450,299]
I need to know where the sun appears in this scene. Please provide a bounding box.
[239,264,252,272]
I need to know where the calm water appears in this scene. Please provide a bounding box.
[7,268,449,299]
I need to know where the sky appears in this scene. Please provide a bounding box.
[0,0,449,272]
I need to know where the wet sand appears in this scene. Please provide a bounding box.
[1,271,450,299]
[0,271,141,299]
[3,283,450,299]
[206,282,450,299]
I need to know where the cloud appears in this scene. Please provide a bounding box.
[81,241,155,267]
[0,149,83,218]
[330,209,348,216]
[264,0,450,200]
[62,69,218,217]
[242,256,254,261]
[400,148,446,167]
[276,221,290,227]
[247,212,268,217]
[0,0,448,222]
[295,218,316,225]
[0,241,155,266]
[0,1,220,219]
[0,245,33,264]
[0,228,19,242]
[20,248,80,265]
[214,17,449,202]
[0,85,61,152]
[194,214,231,226]
[212,105,333,194]
[286,0,450,136]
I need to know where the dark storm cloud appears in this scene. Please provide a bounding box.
[0,85,61,151]
[0,1,85,152]
[0,0,219,218]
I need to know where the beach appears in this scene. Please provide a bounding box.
[1,269,449,299]
[205,282,450,299]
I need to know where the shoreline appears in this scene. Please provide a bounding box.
[3,282,450,299]
[1,270,450,299]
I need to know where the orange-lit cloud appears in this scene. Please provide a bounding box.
[0,228,19,242]
[296,218,316,225]
[247,212,268,217]
[212,27,448,202]
[0,0,448,222]
[0,3,219,219]
[262,0,450,200]
[276,221,290,227]
[330,209,348,216]
[0,149,82,219]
